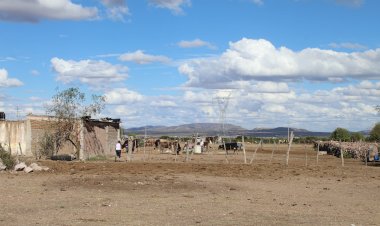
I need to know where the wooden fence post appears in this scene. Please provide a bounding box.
[250,140,262,164]
[242,135,247,164]
[339,140,344,167]
[316,142,320,165]
[270,140,277,163]
[286,132,294,166]
[304,144,308,167]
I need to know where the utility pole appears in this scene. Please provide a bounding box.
[16,106,19,120]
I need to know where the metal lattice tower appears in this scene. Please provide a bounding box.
[214,91,232,137]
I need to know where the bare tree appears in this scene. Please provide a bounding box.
[45,87,105,156]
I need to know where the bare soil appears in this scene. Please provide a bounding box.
[1,144,380,226]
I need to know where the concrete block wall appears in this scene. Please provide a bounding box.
[83,121,120,159]
[1,115,120,159]
[0,120,30,156]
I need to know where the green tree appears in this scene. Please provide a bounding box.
[369,123,380,142]
[350,132,364,142]
[45,87,105,156]
[330,127,351,141]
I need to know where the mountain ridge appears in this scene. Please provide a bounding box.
[124,123,333,137]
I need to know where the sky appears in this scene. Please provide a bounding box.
[0,0,379,132]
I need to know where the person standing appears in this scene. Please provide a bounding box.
[176,142,181,155]
[115,140,122,161]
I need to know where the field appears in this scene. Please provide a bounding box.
[1,143,380,226]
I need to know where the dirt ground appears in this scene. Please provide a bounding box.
[1,143,380,226]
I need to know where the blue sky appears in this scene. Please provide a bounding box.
[0,0,379,132]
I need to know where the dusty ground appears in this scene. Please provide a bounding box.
[1,144,380,226]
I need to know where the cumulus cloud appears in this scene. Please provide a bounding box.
[104,88,144,104]
[332,80,380,99]
[261,104,286,113]
[250,81,290,93]
[177,39,216,49]
[51,57,128,87]
[99,79,379,131]
[149,0,191,14]
[119,50,170,64]
[100,0,129,21]
[0,0,98,22]
[150,100,177,107]
[179,38,380,88]
[0,69,23,87]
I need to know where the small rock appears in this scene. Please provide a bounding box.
[24,167,34,173]
[41,166,49,171]
[29,163,42,171]
[14,162,27,171]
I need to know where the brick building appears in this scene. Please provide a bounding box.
[0,114,120,160]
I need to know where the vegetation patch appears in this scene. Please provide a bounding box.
[0,144,16,170]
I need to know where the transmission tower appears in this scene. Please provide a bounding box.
[214,91,232,137]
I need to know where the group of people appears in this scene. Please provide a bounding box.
[115,139,139,160]
[116,139,182,159]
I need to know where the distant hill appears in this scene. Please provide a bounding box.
[125,123,246,136]
[125,123,331,137]
[246,127,330,138]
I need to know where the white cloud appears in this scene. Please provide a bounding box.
[184,90,214,103]
[104,88,144,104]
[119,50,170,64]
[332,80,380,98]
[0,69,23,88]
[150,100,177,107]
[30,70,40,76]
[177,39,216,49]
[101,0,129,21]
[99,79,379,132]
[51,57,128,87]
[261,104,286,113]
[329,42,367,50]
[0,0,98,22]
[252,0,264,6]
[179,38,380,88]
[149,0,191,14]
[0,56,16,62]
[250,81,290,93]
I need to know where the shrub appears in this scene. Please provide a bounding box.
[0,144,16,170]
[37,132,55,158]
[330,127,351,141]
[350,132,364,142]
[87,155,107,161]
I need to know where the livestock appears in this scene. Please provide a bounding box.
[314,141,379,161]
[218,142,242,154]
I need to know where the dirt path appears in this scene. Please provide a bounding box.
[1,144,379,225]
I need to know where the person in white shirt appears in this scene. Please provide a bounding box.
[115,140,122,160]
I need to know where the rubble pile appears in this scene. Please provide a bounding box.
[0,161,49,173]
